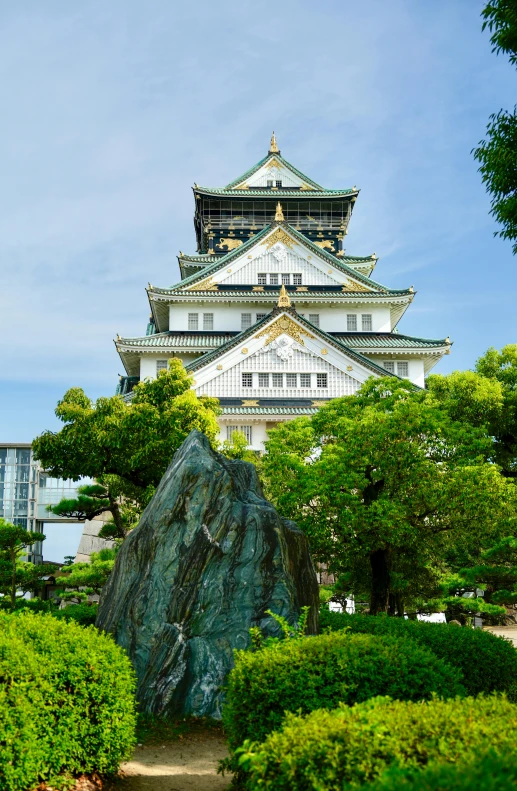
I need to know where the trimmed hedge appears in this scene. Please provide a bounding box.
[223,630,465,750]
[238,695,517,791]
[53,602,99,626]
[0,611,136,791]
[320,608,517,698]
[361,753,517,791]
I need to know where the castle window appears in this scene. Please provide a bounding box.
[362,314,373,331]
[267,180,273,188]
[286,373,297,387]
[258,373,270,388]
[347,314,357,331]
[397,362,409,378]
[300,374,311,388]
[258,273,267,285]
[317,373,328,388]
[282,273,290,285]
[276,180,282,188]
[308,313,320,327]
[188,313,199,330]
[203,313,214,330]
[269,273,279,285]
[241,313,252,330]
[293,274,302,285]
[272,374,283,387]
[383,361,395,373]
[256,313,267,321]
[156,360,168,373]
[227,425,253,444]
[242,373,253,387]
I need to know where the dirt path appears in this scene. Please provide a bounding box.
[111,731,232,791]
[483,625,517,648]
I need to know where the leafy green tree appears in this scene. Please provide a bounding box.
[47,483,110,521]
[220,429,258,462]
[33,360,220,534]
[473,2,517,252]
[0,518,55,608]
[262,378,515,615]
[56,548,117,604]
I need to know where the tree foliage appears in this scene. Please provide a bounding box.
[474,2,517,252]
[55,548,117,603]
[262,378,516,615]
[0,519,55,609]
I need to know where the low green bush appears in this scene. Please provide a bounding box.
[320,607,517,698]
[238,695,517,791]
[52,602,99,626]
[0,611,136,791]
[361,753,517,791]
[223,630,465,751]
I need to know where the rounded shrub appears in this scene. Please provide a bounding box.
[223,630,465,750]
[360,753,517,791]
[320,607,517,698]
[0,611,136,791]
[238,695,517,791]
[52,602,99,626]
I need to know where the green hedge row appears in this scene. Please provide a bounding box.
[320,608,517,698]
[0,611,136,791]
[223,630,465,750]
[237,695,517,791]
[52,602,99,626]
[361,753,517,791]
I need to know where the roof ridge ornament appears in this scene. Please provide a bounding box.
[278,283,291,307]
[275,202,285,222]
[269,131,280,154]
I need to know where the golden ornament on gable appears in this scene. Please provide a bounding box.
[255,316,315,347]
[264,227,295,250]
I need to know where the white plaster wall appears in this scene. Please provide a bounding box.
[218,420,271,452]
[364,356,425,388]
[169,304,392,333]
[139,352,199,380]
[220,251,338,286]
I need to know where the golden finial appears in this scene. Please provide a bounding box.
[269,131,279,153]
[116,334,121,340]
[275,202,285,221]
[277,283,291,307]
[409,285,414,292]
[445,336,451,344]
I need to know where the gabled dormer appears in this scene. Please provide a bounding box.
[193,133,359,257]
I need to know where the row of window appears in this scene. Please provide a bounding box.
[257,273,302,285]
[186,312,374,332]
[227,425,253,443]
[242,372,328,388]
[383,361,409,377]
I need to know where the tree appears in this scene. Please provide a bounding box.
[0,519,56,609]
[220,429,258,462]
[473,1,517,253]
[56,548,117,604]
[261,378,515,615]
[427,344,517,477]
[33,360,220,534]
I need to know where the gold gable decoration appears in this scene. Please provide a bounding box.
[186,276,217,291]
[275,202,285,222]
[266,157,282,171]
[263,227,295,250]
[300,182,314,191]
[343,279,370,293]
[255,316,315,347]
[277,284,291,307]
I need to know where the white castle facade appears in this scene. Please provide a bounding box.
[115,135,450,451]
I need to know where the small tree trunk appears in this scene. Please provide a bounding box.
[10,549,17,610]
[369,547,391,615]
[108,497,125,537]
[395,593,405,617]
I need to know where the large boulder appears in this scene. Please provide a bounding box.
[96,430,319,719]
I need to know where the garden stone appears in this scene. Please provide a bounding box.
[96,430,319,718]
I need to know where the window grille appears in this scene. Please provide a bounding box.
[269,273,279,285]
[258,373,270,388]
[156,360,168,373]
[226,425,238,439]
[308,314,320,327]
[203,313,214,330]
[397,362,409,378]
[281,273,290,285]
[300,374,311,388]
[242,373,253,387]
[226,425,252,444]
[272,373,283,387]
[347,314,357,331]
[257,273,267,285]
[293,274,302,285]
[317,373,328,388]
[383,361,395,373]
[286,373,297,387]
[256,313,267,321]
[267,180,273,188]
[276,180,282,188]
[241,313,252,330]
[361,314,373,331]
[188,313,199,330]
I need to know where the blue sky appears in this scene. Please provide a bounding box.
[1,0,516,445]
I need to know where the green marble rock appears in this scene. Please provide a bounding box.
[96,430,319,718]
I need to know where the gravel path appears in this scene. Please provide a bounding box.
[111,731,232,791]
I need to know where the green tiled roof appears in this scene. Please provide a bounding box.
[151,288,411,299]
[224,152,325,190]
[117,332,235,348]
[194,187,357,198]
[333,333,449,349]
[221,406,320,415]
